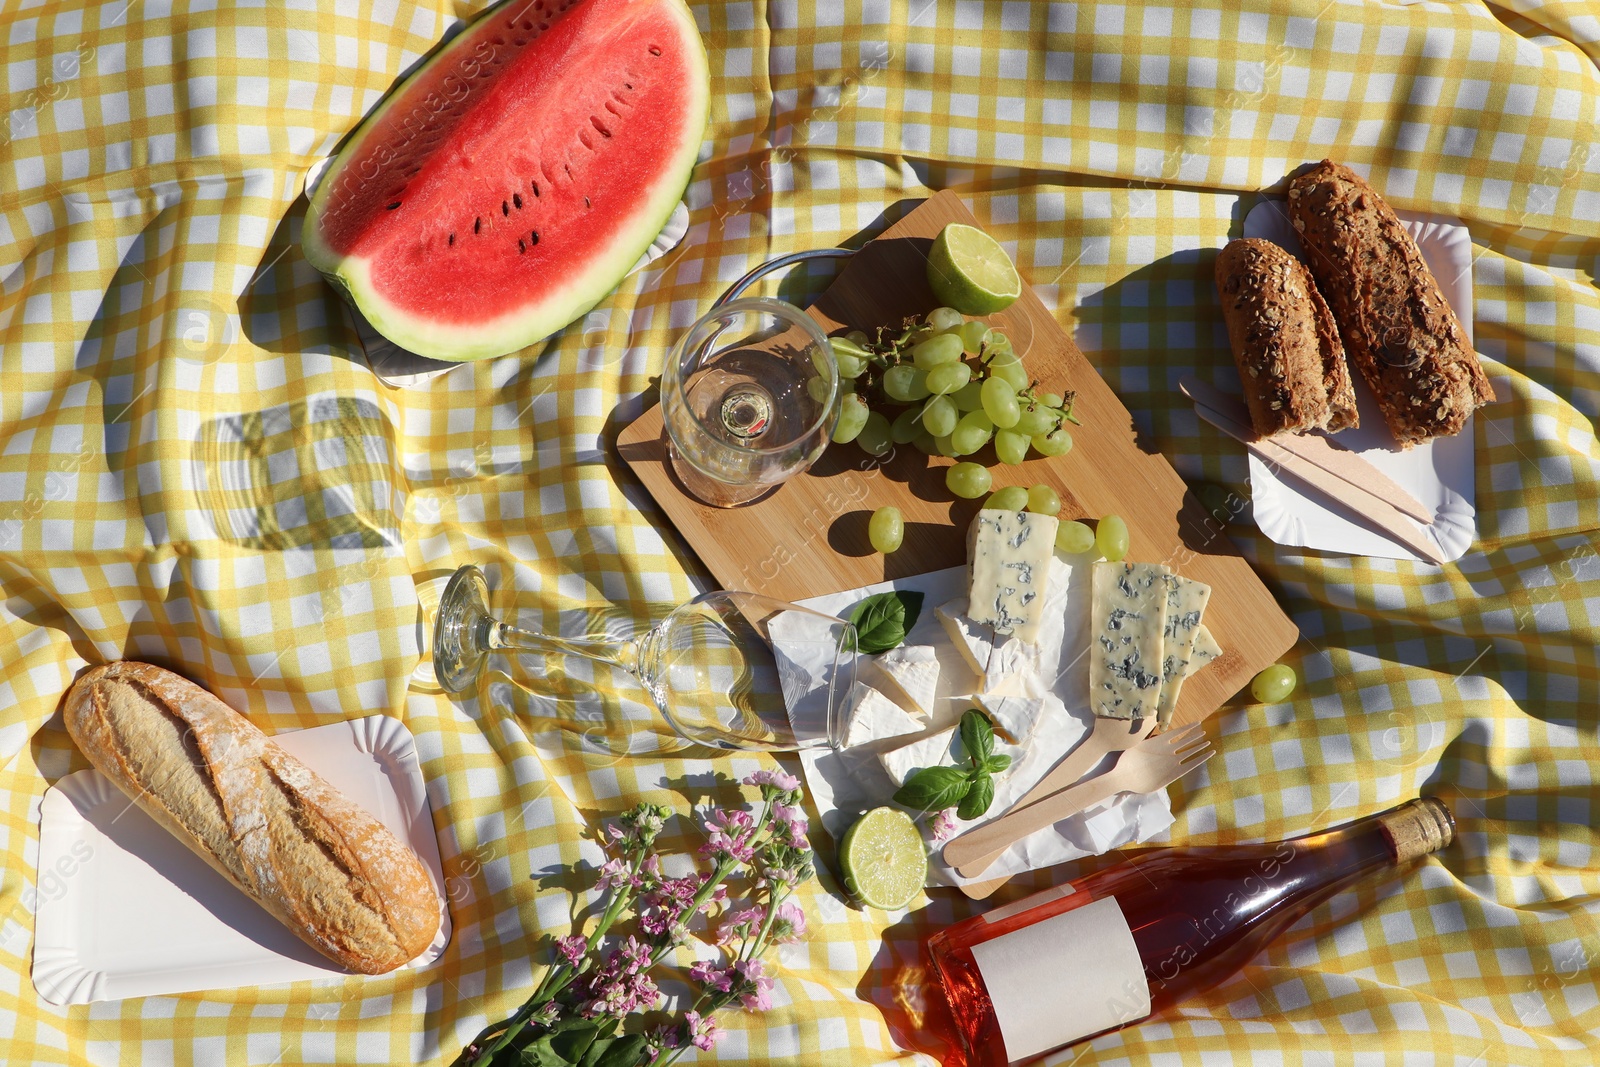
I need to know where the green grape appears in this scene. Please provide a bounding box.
[1251,664,1297,703]
[993,429,1029,465]
[912,331,964,370]
[1055,520,1096,553]
[921,395,959,437]
[1041,392,1063,409]
[882,364,931,402]
[846,329,870,346]
[989,352,1029,391]
[984,485,1029,511]
[857,411,893,456]
[912,429,939,455]
[988,330,1010,349]
[836,352,867,379]
[959,320,991,353]
[1014,404,1057,436]
[890,406,923,444]
[806,376,831,404]
[926,306,964,332]
[1031,427,1073,457]
[946,461,993,499]
[951,410,994,455]
[925,361,972,396]
[869,506,905,553]
[934,433,959,458]
[953,380,986,411]
[1027,484,1062,515]
[1095,514,1129,562]
[981,377,1022,427]
[832,394,869,443]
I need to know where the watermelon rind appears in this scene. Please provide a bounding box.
[303,0,709,362]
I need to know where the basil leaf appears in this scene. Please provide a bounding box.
[981,753,1012,775]
[957,773,996,820]
[892,765,972,812]
[847,590,924,655]
[960,709,994,766]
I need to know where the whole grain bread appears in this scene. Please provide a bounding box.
[63,661,440,975]
[1288,160,1495,448]
[1214,238,1358,437]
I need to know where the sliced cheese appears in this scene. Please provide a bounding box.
[936,598,995,678]
[874,644,941,719]
[976,693,1049,745]
[842,681,924,749]
[1189,624,1222,673]
[935,556,1075,700]
[1089,561,1171,719]
[1154,574,1214,726]
[967,509,1059,643]
[878,726,959,787]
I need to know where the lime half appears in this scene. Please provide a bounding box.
[840,807,927,910]
[927,223,1022,316]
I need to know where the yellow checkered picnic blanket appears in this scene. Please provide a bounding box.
[4,0,1600,1062]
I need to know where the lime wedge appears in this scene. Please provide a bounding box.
[839,807,927,910]
[927,223,1022,316]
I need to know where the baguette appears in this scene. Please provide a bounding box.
[1288,159,1495,448]
[1214,238,1358,437]
[63,661,439,975]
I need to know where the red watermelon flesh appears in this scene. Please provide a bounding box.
[304,0,708,361]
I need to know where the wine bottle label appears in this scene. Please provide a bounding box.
[970,895,1151,1061]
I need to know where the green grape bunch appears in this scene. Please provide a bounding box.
[811,307,1081,478]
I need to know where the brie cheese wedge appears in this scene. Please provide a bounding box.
[976,692,1050,745]
[874,644,941,719]
[841,681,924,749]
[878,725,960,787]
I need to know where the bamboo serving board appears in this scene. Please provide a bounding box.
[618,192,1297,892]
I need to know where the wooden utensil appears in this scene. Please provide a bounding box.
[1178,377,1434,523]
[1001,716,1157,818]
[944,724,1214,880]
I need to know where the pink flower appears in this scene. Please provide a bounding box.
[930,808,959,843]
[735,958,775,1012]
[715,906,764,947]
[690,959,733,992]
[596,857,634,891]
[745,769,800,793]
[770,900,807,945]
[555,934,588,966]
[685,1010,726,1051]
[771,802,810,849]
[619,936,652,974]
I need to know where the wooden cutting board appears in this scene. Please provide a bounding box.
[618,192,1297,895]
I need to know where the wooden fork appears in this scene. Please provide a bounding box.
[943,723,1214,879]
[1003,716,1158,818]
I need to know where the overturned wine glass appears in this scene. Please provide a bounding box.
[431,565,854,752]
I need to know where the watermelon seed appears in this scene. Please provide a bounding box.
[474,217,482,234]
[530,230,539,245]
[513,193,523,209]
[592,117,611,138]
[502,200,510,216]
[584,196,591,209]
[387,202,401,210]
[564,164,574,180]
[514,37,526,45]
[449,233,456,246]
[518,238,526,253]
[649,46,662,56]
[531,180,541,197]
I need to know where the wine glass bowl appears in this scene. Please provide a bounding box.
[431,565,853,752]
[662,296,838,507]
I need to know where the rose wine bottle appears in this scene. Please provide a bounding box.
[928,797,1454,1065]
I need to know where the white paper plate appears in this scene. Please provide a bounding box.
[1240,201,1478,563]
[32,715,449,1005]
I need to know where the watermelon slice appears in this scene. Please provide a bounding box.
[304,0,708,362]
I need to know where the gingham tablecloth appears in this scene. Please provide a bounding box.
[4,1,1600,1063]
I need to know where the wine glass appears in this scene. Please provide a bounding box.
[662,296,839,507]
[431,565,854,752]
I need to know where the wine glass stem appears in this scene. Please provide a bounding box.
[482,617,641,676]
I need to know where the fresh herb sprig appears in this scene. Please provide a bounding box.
[847,590,923,655]
[892,710,1010,820]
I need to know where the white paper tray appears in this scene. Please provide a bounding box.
[32,715,449,1005]
[1241,201,1478,563]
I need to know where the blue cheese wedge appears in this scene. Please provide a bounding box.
[1190,624,1222,673]
[878,725,959,787]
[873,644,940,719]
[967,509,1060,643]
[1089,561,1172,719]
[935,557,1074,699]
[842,681,924,749]
[1154,574,1214,726]
[976,693,1049,745]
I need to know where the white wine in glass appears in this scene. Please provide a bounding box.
[431,565,854,752]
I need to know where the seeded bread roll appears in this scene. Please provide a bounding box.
[1288,160,1495,448]
[1214,238,1358,437]
[63,661,440,975]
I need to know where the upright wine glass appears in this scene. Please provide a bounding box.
[431,565,854,752]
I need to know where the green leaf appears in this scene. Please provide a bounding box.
[522,1018,614,1067]
[981,753,1012,775]
[587,1034,648,1067]
[957,773,996,820]
[960,709,994,766]
[892,765,971,812]
[847,590,924,655]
